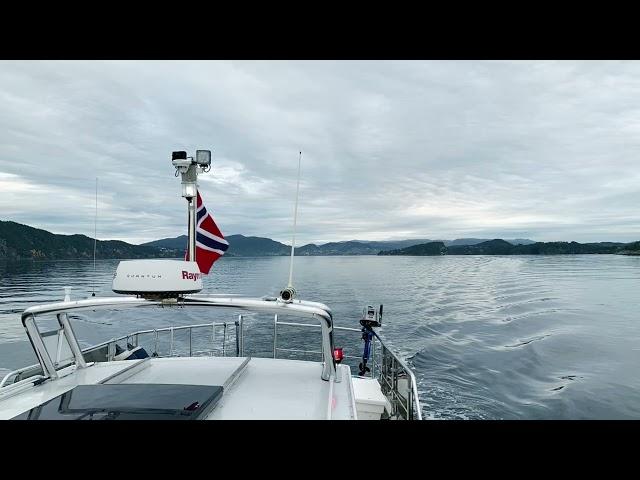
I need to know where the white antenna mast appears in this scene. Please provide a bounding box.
[280,151,302,302]
[92,177,98,297]
[288,151,302,287]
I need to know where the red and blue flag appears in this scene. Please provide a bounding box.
[185,192,229,274]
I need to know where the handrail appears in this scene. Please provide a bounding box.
[6,295,421,419]
[371,330,422,420]
[273,321,362,361]
[18,294,337,382]
[88,321,235,348]
[273,316,422,420]
[0,375,47,398]
[2,320,239,387]
[0,366,42,388]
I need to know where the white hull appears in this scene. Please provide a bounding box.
[0,356,363,420]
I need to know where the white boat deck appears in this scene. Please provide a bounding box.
[0,157,422,421]
[0,356,357,420]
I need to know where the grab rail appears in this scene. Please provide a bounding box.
[18,295,337,382]
[85,320,241,360]
[273,316,422,420]
[0,320,242,387]
[3,305,421,419]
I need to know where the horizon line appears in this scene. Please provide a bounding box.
[2,219,639,247]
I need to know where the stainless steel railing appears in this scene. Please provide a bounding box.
[1,318,244,386]
[370,330,421,420]
[273,316,421,420]
[86,319,243,361]
[2,312,421,420]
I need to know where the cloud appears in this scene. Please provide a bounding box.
[0,60,639,244]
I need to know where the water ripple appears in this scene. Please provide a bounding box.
[1,255,640,419]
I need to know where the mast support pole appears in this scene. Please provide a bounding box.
[187,194,197,262]
[171,150,212,262]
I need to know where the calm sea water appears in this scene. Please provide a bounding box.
[1,255,639,419]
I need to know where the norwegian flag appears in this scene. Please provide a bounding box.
[185,192,229,274]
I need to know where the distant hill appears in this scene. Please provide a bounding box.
[4,220,635,260]
[142,234,290,257]
[145,236,419,256]
[353,238,535,249]
[509,238,537,246]
[443,238,535,246]
[223,235,291,256]
[297,241,381,256]
[363,239,438,250]
[447,239,517,255]
[143,235,386,256]
[0,221,180,260]
[143,235,537,256]
[618,241,640,256]
[380,239,639,256]
[512,241,628,255]
[142,235,189,250]
[379,241,446,256]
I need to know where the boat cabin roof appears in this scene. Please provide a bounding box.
[1,357,357,420]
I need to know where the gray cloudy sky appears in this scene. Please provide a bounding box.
[0,60,638,245]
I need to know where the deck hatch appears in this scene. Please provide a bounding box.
[11,384,223,420]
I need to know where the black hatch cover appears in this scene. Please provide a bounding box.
[11,384,224,420]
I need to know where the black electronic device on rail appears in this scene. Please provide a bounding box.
[359,304,382,376]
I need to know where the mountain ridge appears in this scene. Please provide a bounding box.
[142,234,537,256]
[4,220,636,260]
[0,220,182,260]
[379,239,640,256]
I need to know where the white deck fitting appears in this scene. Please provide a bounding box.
[0,357,357,420]
[352,376,391,420]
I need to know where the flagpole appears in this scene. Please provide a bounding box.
[287,151,302,288]
[188,194,196,262]
[92,177,98,297]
